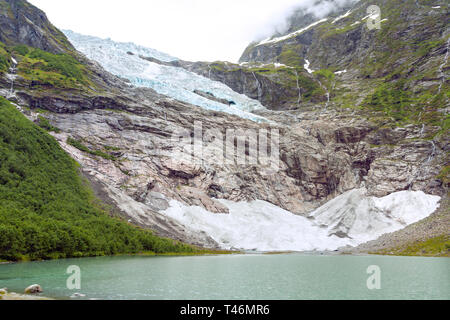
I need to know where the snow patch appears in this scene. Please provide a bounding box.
[335,70,347,75]
[160,189,440,252]
[304,59,315,74]
[257,19,328,46]
[274,63,289,68]
[332,10,352,24]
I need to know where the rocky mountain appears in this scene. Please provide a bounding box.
[0,0,448,255]
[0,0,73,53]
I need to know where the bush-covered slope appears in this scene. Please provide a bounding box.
[0,97,197,261]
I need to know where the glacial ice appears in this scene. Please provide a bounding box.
[160,189,441,252]
[63,30,266,122]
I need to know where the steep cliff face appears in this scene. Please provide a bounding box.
[0,0,73,53]
[0,0,448,253]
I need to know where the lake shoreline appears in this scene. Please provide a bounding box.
[2,249,449,266]
[1,254,448,300]
[0,249,239,265]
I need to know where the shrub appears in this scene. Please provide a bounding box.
[0,97,195,261]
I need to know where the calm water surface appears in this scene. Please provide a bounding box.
[0,254,448,300]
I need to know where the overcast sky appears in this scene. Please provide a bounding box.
[28,0,310,62]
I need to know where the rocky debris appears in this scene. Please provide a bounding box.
[24,284,43,294]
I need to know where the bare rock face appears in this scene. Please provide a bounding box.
[0,0,74,54]
[16,82,441,250]
[0,0,447,250]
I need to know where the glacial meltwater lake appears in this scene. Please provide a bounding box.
[0,254,449,300]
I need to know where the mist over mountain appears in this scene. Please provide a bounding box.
[0,0,448,263]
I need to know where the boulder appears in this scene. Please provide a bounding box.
[24,284,43,294]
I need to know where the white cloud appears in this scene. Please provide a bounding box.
[28,0,356,62]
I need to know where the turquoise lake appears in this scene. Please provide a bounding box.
[0,254,449,300]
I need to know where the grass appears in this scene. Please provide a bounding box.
[0,42,11,74]
[277,44,304,67]
[0,97,201,262]
[249,64,320,102]
[437,166,450,187]
[13,46,93,90]
[37,116,60,133]
[67,137,117,161]
[363,81,413,122]
[373,235,450,257]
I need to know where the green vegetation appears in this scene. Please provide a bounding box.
[249,64,320,102]
[67,137,118,161]
[13,46,92,89]
[277,44,303,67]
[359,77,448,129]
[437,166,450,187]
[363,81,413,122]
[0,42,11,74]
[374,235,450,257]
[314,69,336,99]
[12,44,29,56]
[0,97,198,261]
[319,20,360,39]
[314,69,335,83]
[27,49,84,81]
[209,61,241,73]
[37,115,60,133]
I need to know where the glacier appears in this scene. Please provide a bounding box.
[63,30,266,122]
[160,189,441,252]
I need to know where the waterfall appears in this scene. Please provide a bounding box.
[419,124,425,137]
[7,57,17,97]
[252,72,263,101]
[295,70,302,105]
[208,64,212,79]
[426,141,437,164]
[10,76,14,95]
[409,140,437,190]
[438,38,450,94]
